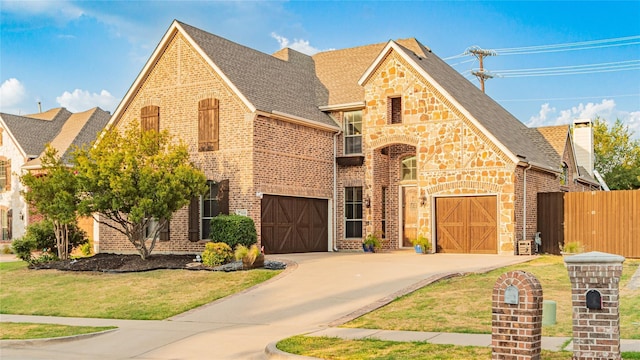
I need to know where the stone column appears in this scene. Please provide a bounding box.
[565,251,625,360]
[492,270,543,360]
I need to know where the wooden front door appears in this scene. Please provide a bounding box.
[402,187,419,247]
[436,196,497,254]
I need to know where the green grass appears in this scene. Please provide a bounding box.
[1,322,116,340]
[0,261,281,320]
[344,256,640,339]
[277,336,582,360]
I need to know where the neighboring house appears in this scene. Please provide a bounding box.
[0,107,110,243]
[101,20,600,256]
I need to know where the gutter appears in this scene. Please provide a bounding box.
[522,163,532,249]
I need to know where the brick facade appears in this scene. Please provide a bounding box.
[100,31,335,254]
[99,23,599,255]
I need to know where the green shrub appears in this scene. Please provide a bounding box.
[1,245,13,254]
[11,221,88,263]
[201,242,233,267]
[210,215,257,248]
[80,242,92,256]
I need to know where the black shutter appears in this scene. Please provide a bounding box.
[218,179,229,215]
[159,217,170,241]
[188,197,200,242]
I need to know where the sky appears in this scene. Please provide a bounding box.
[1,1,639,137]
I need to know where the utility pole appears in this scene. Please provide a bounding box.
[465,47,496,93]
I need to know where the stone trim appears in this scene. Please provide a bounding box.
[426,180,502,195]
[369,133,421,149]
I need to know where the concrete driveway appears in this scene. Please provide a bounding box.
[0,251,531,359]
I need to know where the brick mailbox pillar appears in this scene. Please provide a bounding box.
[565,251,625,360]
[492,271,543,360]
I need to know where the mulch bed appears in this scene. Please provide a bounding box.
[29,253,286,273]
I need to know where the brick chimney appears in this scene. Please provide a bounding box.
[573,119,594,177]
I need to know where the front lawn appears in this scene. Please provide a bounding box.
[344,256,639,338]
[0,322,116,340]
[0,261,281,320]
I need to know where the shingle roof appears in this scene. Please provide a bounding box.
[178,21,335,128]
[1,108,71,157]
[534,125,571,164]
[2,107,110,167]
[312,39,427,106]
[392,41,558,169]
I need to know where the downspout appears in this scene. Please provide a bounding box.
[332,130,342,252]
[522,163,532,243]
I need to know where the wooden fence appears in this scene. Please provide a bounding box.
[538,190,639,258]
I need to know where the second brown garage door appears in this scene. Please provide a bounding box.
[436,196,497,254]
[261,195,328,254]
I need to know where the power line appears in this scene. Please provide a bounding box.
[497,93,640,103]
[493,35,640,54]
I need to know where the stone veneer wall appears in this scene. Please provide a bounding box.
[360,50,517,253]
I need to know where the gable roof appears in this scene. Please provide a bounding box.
[1,107,110,168]
[312,39,427,107]
[534,125,571,165]
[110,21,339,131]
[358,40,559,170]
[1,108,71,158]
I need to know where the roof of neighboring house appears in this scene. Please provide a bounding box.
[1,107,110,167]
[179,21,335,128]
[23,108,111,167]
[0,108,71,158]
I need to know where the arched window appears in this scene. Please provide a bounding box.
[401,156,417,181]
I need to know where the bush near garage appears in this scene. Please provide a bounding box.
[210,215,257,248]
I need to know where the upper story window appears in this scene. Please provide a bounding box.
[0,158,10,192]
[389,96,402,124]
[198,98,219,152]
[141,105,160,133]
[344,110,362,154]
[401,156,417,181]
[560,162,569,186]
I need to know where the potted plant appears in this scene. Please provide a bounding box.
[362,233,381,253]
[235,244,265,270]
[411,235,432,254]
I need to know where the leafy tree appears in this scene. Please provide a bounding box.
[593,117,640,190]
[72,124,207,259]
[20,146,80,260]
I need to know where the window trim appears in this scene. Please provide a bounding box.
[344,186,363,239]
[401,155,417,182]
[201,180,219,240]
[0,157,10,192]
[344,110,362,155]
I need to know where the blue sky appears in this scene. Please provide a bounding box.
[1,1,639,136]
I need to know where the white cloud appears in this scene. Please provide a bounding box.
[527,99,640,139]
[2,0,84,21]
[527,103,555,128]
[0,78,27,112]
[56,89,119,112]
[270,32,323,55]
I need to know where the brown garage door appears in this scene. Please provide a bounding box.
[261,195,328,254]
[436,196,497,254]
